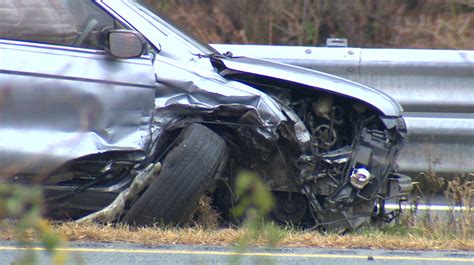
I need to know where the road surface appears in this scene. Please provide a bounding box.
[0,241,472,264]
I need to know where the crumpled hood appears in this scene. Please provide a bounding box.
[152,56,287,127]
[213,56,403,117]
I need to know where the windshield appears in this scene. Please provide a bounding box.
[135,0,217,55]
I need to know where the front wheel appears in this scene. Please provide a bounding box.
[123,123,227,226]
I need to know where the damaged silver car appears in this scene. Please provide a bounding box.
[0,0,411,230]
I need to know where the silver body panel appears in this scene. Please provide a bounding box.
[0,41,156,174]
[152,56,287,127]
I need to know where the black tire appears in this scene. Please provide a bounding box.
[123,123,227,226]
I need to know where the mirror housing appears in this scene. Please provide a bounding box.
[107,30,147,59]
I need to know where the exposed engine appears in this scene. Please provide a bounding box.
[211,78,408,230]
[294,92,407,229]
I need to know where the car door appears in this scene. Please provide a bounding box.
[0,0,156,176]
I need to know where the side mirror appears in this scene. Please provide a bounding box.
[107,30,147,59]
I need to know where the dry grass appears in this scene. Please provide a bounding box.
[0,221,472,251]
[190,196,220,229]
[1,191,472,251]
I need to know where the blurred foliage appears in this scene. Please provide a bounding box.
[232,171,279,245]
[231,172,282,264]
[233,171,274,219]
[0,184,66,264]
[144,0,473,49]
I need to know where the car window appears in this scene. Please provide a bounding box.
[0,0,123,50]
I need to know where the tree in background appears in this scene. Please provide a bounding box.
[147,0,473,49]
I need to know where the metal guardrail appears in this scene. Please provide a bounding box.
[212,44,474,177]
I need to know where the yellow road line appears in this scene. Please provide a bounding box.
[0,246,472,262]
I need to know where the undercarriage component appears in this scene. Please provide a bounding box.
[271,192,308,224]
[77,163,162,224]
[319,200,376,232]
[388,173,413,197]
